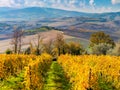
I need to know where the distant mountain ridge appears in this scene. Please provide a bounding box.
[0,7,120,21]
[0,7,88,21]
[0,7,15,12]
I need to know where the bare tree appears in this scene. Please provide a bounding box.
[11,26,24,54]
[43,39,54,55]
[36,33,43,55]
[30,33,44,55]
[54,33,65,56]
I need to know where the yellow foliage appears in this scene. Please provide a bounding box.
[0,54,32,79]
[0,54,52,90]
[24,53,52,90]
[58,55,120,90]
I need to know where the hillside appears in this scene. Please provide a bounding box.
[0,7,120,53]
[1,1,120,90]
[0,7,88,21]
[0,7,120,21]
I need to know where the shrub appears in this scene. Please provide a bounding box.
[5,49,12,54]
[108,43,120,56]
[68,42,84,55]
[91,43,112,55]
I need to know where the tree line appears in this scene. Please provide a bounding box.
[6,26,120,56]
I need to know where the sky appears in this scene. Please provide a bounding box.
[0,0,120,13]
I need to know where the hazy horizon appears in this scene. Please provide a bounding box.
[0,0,120,13]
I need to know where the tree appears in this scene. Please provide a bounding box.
[24,47,31,54]
[68,42,83,55]
[36,33,43,55]
[31,33,44,55]
[108,41,120,56]
[90,31,115,48]
[43,39,54,55]
[54,33,65,56]
[91,43,112,55]
[11,26,24,54]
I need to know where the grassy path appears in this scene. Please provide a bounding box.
[0,71,24,90]
[43,61,71,90]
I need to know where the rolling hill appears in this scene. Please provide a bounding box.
[0,7,89,21]
[0,7,120,21]
[0,7,120,52]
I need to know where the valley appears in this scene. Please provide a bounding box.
[0,1,120,89]
[0,7,120,53]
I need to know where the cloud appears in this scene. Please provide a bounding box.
[97,7,112,13]
[0,0,11,7]
[79,0,86,8]
[0,0,119,13]
[0,0,25,7]
[23,0,87,10]
[14,0,25,4]
[111,0,120,4]
[89,0,94,6]
[25,0,46,7]
[89,0,95,10]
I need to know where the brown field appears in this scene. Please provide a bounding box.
[0,30,86,53]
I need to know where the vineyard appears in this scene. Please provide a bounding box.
[58,55,120,90]
[0,54,52,90]
[0,54,120,90]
